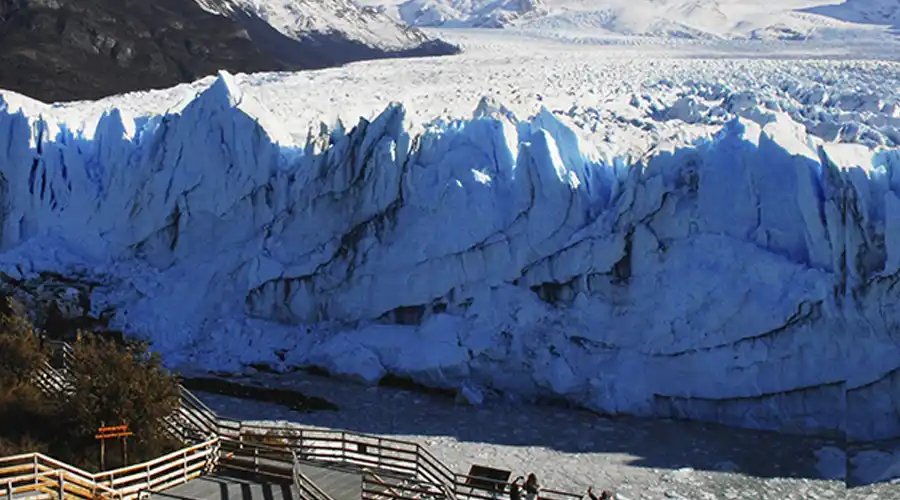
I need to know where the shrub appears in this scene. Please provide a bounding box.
[60,332,181,464]
[0,297,182,469]
[0,298,47,386]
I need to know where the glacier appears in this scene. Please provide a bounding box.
[0,71,899,442]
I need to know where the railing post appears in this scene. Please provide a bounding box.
[183,449,188,483]
[253,446,259,474]
[7,480,13,500]
[291,450,298,491]
[58,470,65,500]
[146,464,151,490]
[297,428,304,460]
[377,438,383,469]
[33,456,38,485]
[416,443,423,481]
[208,440,219,473]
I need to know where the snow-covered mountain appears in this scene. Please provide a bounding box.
[197,0,445,51]
[360,0,898,40]
[0,0,457,102]
[368,0,549,28]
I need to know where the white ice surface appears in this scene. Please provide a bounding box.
[1,33,899,442]
[360,0,900,46]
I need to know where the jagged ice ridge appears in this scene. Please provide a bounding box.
[0,72,898,442]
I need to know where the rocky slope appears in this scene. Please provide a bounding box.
[0,0,458,102]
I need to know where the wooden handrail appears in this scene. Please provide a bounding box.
[104,447,212,489]
[291,451,335,500]
[24,341,590,500]
[0,468,123,500]
[34,453,103,479]
[180,387,217,416]
[416,445,456,484]
[0,452,44,464]
[0,440,219,500]
[362,470,406,498]
[95,438,217,481]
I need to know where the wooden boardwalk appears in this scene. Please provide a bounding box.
[148,475,297,500]
[147,464,362,500]
[297,464,362,500]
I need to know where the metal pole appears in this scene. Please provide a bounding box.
[7,480,13,500]
[183,450,188,483]
[58,470,64,500]
[100,422,106,471]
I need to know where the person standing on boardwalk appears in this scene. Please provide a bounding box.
[523,473,541,500]
[509,476,525,500]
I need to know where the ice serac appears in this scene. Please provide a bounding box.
[1,72,899,441]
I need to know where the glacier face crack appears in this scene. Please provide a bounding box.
[1,72,900,441]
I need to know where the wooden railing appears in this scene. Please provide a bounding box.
[93,439,219,497]
[31,361,70,396]
[208,423,582,500]
[161,384,583,500]
[0,439,219,500]
[214,439,334,500]
[362,469,446,500]
[32,340,586,500]
[292,451,335,500]
[0,454,122,500]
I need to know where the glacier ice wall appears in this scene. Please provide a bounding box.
[1,72,899,441]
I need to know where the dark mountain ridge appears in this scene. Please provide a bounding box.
[0,0,458,102]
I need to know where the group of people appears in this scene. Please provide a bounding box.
[506,473,615,500]
[507,473,541,500]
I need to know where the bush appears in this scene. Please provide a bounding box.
[0,297,182,469]
[61,333,181,462]
[0,298,47,385]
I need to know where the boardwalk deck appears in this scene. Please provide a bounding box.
[297,464,362,500]
[148,475,298,500]
[147,465,363,500]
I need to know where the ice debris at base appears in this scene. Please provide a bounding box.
[1,71,899,441]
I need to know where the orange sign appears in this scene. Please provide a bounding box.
[98,425,130,433]
[95,425,133,440]
[94,431,133,439]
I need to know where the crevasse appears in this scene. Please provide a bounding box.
[1,72,898,441]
